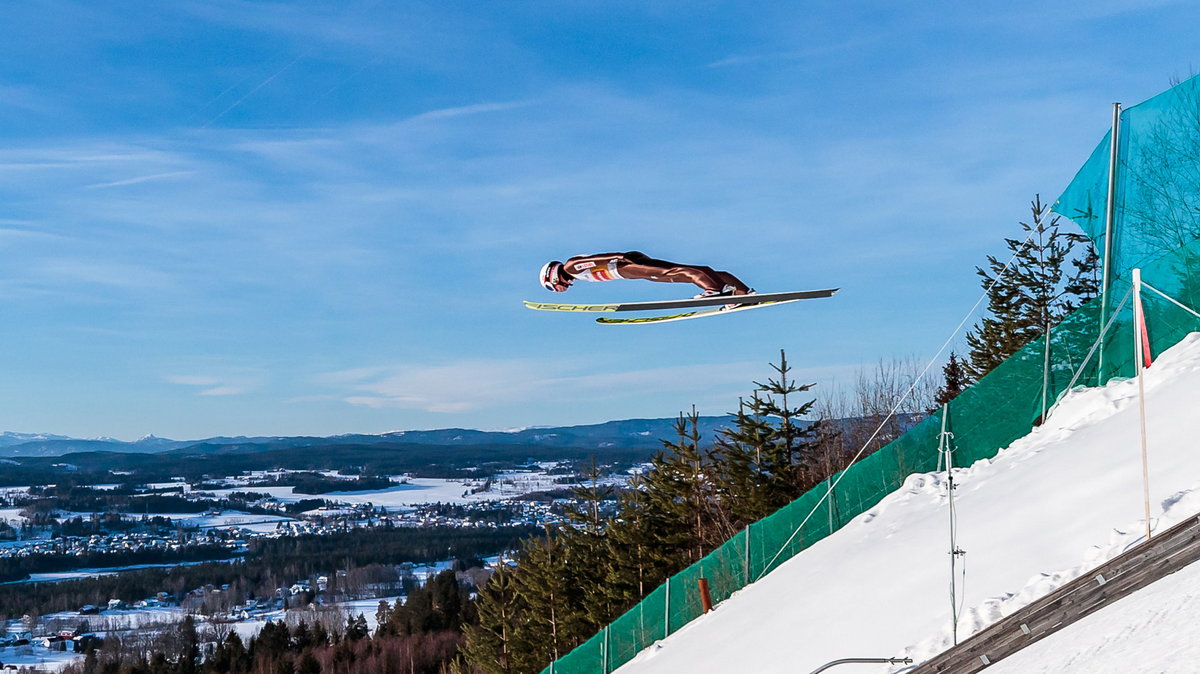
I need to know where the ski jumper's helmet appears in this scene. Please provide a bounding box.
[540,261,565,291]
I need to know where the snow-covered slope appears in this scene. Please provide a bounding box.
[616,333,1200,674]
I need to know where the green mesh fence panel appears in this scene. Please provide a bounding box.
[540,76,1200,674]
[1055,73,1200,383]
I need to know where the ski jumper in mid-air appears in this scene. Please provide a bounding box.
[539,252,752,296]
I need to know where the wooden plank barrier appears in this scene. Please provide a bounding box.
[909,513,1200,673]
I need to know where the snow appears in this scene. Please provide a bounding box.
[7,560,236,585]
[614,333,1200,674]
[985,557,1200,673]
[0,645,80,672]
[146,511,295,532]
[0,507,26,524]
[206,471,584,510]
[207,479,482,509]
[342,595,405,631]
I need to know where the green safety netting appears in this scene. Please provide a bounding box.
[542,75,1200,674]
[1054,72,1200,381]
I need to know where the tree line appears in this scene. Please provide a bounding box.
[62,569,474,674]
[0,527,534,619]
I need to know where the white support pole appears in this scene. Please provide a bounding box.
[603,626,610,673]
[1100,102,1122,377]
[664,577,671,635]
[1133,268,1152,541]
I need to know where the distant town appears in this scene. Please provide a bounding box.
[0,461,635,671]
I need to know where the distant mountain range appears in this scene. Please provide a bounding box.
[0,417,747,459]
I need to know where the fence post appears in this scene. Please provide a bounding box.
[698,577,713,613]
[603,625,610,673]
[744,525,751,584]
[664,576,671,635]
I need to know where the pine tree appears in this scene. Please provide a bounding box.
[511,531,581,667]
[751,350,821,496]
[710,395,777,531]
[563,460,619,629]
[638,408,716,561]
[458,565,526,674]
[966,196,1080,379]
[1063,232,1101,309]
[934,352,971,407]
[597,505,673,612]
[296,652,321,674]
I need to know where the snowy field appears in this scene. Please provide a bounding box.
[0,507,25,525]
[0,645,79,672]
[48,510,296,532]
[147,511,296,532]
[208,479,482,509]
[206,470,588,510]
[6,559,239,585]
[616,333,1200,674]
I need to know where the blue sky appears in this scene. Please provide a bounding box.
[1,1,1198,440]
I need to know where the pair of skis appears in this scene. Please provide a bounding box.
[523,288,838,325]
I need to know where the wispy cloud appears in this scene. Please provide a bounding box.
[86,171,195,190]
[323,359,545,413]
[166,374,256,396]
[707,37,876,69]
[198,385,250,396]
[324,359,777,414]
[408,100,537,123]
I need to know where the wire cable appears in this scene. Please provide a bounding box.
[754,225,1043,581]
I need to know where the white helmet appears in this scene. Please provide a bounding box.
[540,261,566,291]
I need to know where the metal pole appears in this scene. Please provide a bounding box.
[1038,206,1051,420]
[1042,326,1051,418]
[1100,102,1122,378]
[744,525,751,584]
[664,576,671,636]
[603,625,610,673]
[940,405,964,645]
[808,658,914,674]
[1133,268,1153,541]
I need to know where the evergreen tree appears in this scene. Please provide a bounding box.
[458,565,526,674]
[966,196,1081,379]
[1064,232,1101,309]
[345,614,369,642]
[934,352,971,407]
[206,632,249,673]
[563,460,618,629]
[175,615,200,674]
[296,652,321,674]
[616,409,717,563]
[310,621,329,649]
[750,350,821,496]
[597,505,674,612]
[511,531,581,666]
[291,621,313,651]
[710,395,776,531]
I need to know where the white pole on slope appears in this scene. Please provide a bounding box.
[1100,102,1122,379]
[1133,268,1152,541]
